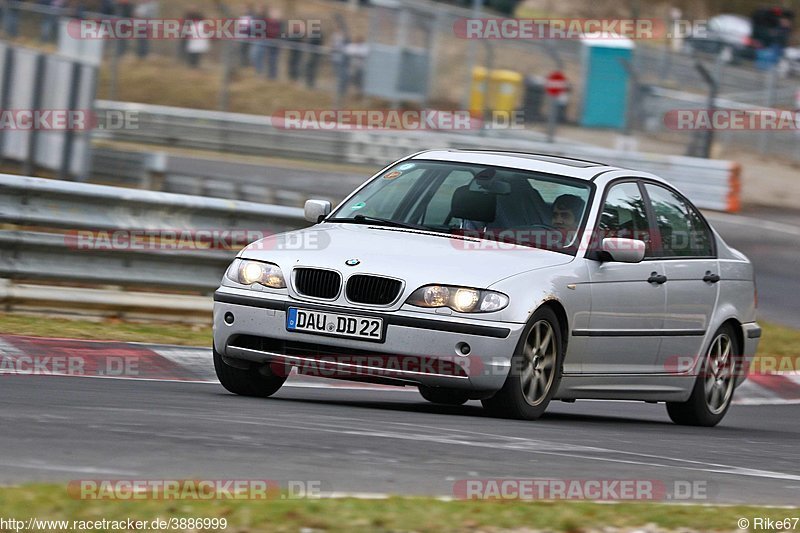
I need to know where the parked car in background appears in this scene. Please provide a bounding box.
[684,14,761,63]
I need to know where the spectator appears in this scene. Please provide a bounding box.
[39,0,65,43]
[249,5,268,74]
[344,35,368,98]
[304,25,323,89]
[330,21,350,100]
[100,0,116,16]
[238,4,255,67]
[2,0,20,37]
[286,30,304,81]
[134,0,159,59]
[115,0,134,56]
[71,0,87,19]
[184,6,209,68]
[265,7,283,80]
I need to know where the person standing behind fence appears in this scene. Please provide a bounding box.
[238,4,255,67]
[39,0,65,43]
[2,0,20,37]
[100,0,116,15]
[184,6,209,68]
[331,21,350,101]
[249,5,268,74]
[304,25,323,89]
[286,19,304,81]
[115,0,133,56]
[345,35,368,98]
[265,7,283,80]
[134,0,159,59]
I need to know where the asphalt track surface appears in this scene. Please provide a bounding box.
[1,375,799,505]
[706,209,800,329]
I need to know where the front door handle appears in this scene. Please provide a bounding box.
[703,271,721,283]
[648,272,668,285]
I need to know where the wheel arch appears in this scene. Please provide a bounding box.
[538,298,569,356]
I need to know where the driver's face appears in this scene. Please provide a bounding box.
[552,207,577,233]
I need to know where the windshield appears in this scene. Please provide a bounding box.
[331,160,593,254]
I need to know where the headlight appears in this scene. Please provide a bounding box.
[225,259,286,289]
[407,285,509,313]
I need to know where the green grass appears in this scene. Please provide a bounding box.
[0,484,796,532]
[757,322,800,372]
[0,313,211,347]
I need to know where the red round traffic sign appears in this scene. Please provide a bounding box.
[545,71,568,97]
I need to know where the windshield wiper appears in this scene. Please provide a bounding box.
[326,215,428,231]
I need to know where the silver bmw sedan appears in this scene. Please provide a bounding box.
[213,150,760,427]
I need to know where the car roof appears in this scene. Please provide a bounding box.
[409,149,623,180]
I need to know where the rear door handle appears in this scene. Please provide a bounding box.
[648,272,668,285]
[703,272,721,283]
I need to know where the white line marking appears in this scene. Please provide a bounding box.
[0,460,137,475]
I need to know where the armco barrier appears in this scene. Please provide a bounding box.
[94,100,742,213]
[0,174,307,296]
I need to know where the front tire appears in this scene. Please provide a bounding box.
[214,348,287,398]
[481,307,563,420]
[666,324,739,427]
[418,385,470,405]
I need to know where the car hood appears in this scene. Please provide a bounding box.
[240,223,573,288]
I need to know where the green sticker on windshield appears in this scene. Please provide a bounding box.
[351,202,366,210]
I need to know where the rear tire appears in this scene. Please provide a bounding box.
[418,385,470,406]
[666,324,739,427]
[481,307,563,420]
[214,348,287,398]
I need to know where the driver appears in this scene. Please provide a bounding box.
[551,194,585,246]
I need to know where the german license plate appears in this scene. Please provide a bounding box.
[286,308,384,342]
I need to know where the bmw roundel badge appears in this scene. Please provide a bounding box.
[345,259,361,267]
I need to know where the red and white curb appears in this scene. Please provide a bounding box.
[1,335,798,404]
[0,335,400,391]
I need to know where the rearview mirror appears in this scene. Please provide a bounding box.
[600,238,645,263]
[305,199,332,223]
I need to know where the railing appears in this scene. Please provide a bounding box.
[0,173,307,319]
[94,100,744,213]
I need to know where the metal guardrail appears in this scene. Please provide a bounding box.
[0,173,307,295]
[95,100,743,213]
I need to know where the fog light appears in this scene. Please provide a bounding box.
[224,312,235,325]
[457,342,471,356]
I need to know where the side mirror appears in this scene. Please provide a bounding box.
[305,199,331,223]
[600,238,645,263]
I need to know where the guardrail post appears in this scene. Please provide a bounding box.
[0,45,14,166]
[23,52,46,176]
[59,61,83,181]
[687,61,718,159]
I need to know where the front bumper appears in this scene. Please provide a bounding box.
[213,288,525,391]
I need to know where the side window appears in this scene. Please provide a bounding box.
[644,184,714,257]
[598,182,653,257]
